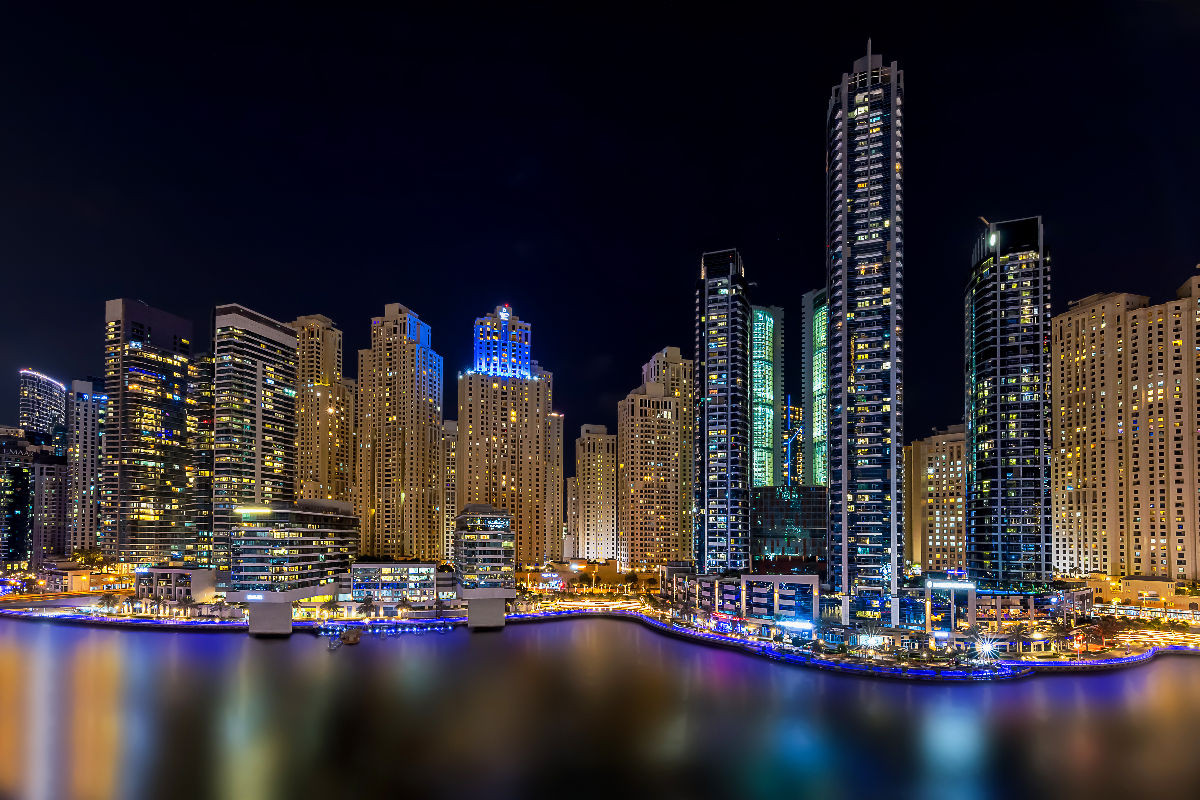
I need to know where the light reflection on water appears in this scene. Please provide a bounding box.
[0,618,1198,800]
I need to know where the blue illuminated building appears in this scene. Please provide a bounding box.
[826,45,904,625]
[694,248,752,573]
[473,304,531,378]
[965,217,1052,590]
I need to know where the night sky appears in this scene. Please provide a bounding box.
[2,3,1198,451]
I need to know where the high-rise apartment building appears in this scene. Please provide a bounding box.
[31,457,69,566]
[441,419,458,563]
[903,425,966,577]
[694,249,752,573]
[101,299,192,568]
[1052,278,1200,581]
[576,424,617,560]
[185,355,214,567]
[618,380,686,570]
[642,347,694,560]
[965,217,1051,590]
[212,304,298,583]
[18,369,66,439]
[290,315,356,503]
[356,304,444,561]
[751,306,784,488]
[564,476,579,559]
[826,46,905,624]
[457,306,560,566]
[545,411,565,562]
[66,380,107,555]
[800,288,829,486]
[781,400,803,487]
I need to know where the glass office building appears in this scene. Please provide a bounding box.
[751,306,784,488]
[694,249,752,573]
[826,45,904,625]
[750,484,827,573]
[965,217,1051,590]
[800,288,828,486]
[229,500,356,593]
[17,369,66,440]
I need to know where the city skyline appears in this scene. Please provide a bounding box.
[2,5,1197,444]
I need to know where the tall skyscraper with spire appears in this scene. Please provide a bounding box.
[826,44,905,625]
[457,306,562,566]
[694,248,752,573]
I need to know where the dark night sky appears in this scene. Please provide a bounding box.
[2,3,1198,452]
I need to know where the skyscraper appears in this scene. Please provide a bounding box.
[441,419,458,563]
[617,381,685,570]
[457,306,559,566]
[800,288,828,486]
[576,424,617,560]
[18,369,66,440]
[694,249,752,573]
[826,46,904,624]
[545,411,565,562]
[185,355,214,567]
[101,299,192,568]
[66,380,107,556]
[903,425,966,577]
[212,304,298,583]
[1051,278,1200,582]
[290,315,356,502]
[965,217,1051,590]
[356,304,444,561]
[642,346,694,558]
[781,400,803,487]
[564,476,579,559]
[751,306,784,488]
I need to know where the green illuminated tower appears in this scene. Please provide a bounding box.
[751,306,784,487]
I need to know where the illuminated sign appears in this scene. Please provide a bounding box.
[925,580,977,590]
[246,594,264,601]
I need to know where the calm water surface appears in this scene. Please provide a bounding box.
[0,617,1197,800]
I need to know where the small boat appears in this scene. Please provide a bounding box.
[327,635,342,651]
[341,628,362,645]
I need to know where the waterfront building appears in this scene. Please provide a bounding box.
[1052,278,1200,581]
[457,306,559,567]
[750,485,827,573]
[0,431,65,569]
[781,399,803,487]
[903,425,966,577]
[31,455,69,566]
[454,502,516,628]
[100,299,193,568]
[66,380,107,555]
[694,248,752,573]
[228,499,356,593]
[826,45,905,624]
[564,476,579,559]
[441,419,458,563]
[290,315,356,502]
[617,381,685,570]
[545,411,565,562]
[965,217,1052,590]
[18,368,66,439]
[135,567,218,604]
[356,304,444,562]
[184,356,214,567]
[751,306,785,488]
[799,288,828,486]
[212,304,298,585]
[346,561,458,610]
[576,424,617,560]
[642,347,694,560]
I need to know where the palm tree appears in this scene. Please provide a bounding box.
[1095,616,1120,648]
[625,572,639,595]
[148,597,163,617]
[1007,623,1031,654]
[96,592,120,611]
[433,598,447,620]
[319,596,341,618]
[291,599,303,619]
[1048,620,1075,652]
[177,596,196,618]
[356,595,377,618]
[123,595,139,615]
[396,597,413,619]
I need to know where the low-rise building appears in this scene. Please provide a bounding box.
[136,567,217,603]
[345,561,458,610]
[750,485,826,573]
[455,503,516,628]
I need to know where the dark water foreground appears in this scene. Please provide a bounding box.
[0,617,1197,800]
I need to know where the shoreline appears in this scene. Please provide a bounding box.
[3,605,1196,681]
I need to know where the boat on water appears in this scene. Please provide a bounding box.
[342,628,362,645]
[327,635,342,651]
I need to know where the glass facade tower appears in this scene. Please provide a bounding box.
[965,217,1051,590]
[18,369,66,440]
[800,288,828,486]
[694,249,752,573]
[751,306,784,488]
[826,45,904,625]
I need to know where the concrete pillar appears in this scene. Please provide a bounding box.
[840,595,850,626]
[924,584,932,634]
[466,597,506,630]
[967,588,977,629]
